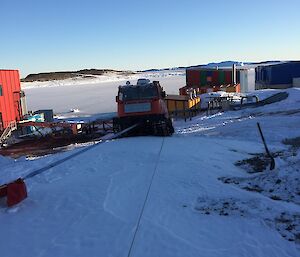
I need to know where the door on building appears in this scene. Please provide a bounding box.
[13,91,22,121]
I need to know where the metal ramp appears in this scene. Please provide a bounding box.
[0,121,17,146]
[230,92,289,110]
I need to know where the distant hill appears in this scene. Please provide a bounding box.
[138,61,243,72]
[21,69,135,82]
[202,61,244,68]
[22,61,286,82]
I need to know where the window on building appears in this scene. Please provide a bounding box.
[0,85,2,96]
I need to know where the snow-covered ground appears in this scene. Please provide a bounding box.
[1,74,300,257]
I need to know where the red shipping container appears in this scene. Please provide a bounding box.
[186,69,200,87]
[0,70,22,130]
[212,71,219,85]
[225,71,232,84]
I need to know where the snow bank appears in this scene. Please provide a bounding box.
[1,77,300,257]
[1,137,299,257]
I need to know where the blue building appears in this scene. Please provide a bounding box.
[255,61,300,89]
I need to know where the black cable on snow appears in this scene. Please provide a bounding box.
[23,124,139,181]
[126,137,165,257]
[23,141,98,180]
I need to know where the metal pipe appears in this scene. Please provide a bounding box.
[232,64,236,85]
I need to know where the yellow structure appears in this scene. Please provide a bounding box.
[223,84,241,93]
[165,95,200,114]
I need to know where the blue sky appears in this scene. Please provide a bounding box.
[1,0,300,77]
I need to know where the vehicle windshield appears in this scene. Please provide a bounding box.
[119,85,158,101]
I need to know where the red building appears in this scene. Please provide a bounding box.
[0,70,26,131]
[180,66,242,95]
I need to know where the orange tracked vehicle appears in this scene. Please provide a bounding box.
[113,79,174,136]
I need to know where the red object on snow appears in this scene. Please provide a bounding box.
[0,184,7,197]
[6,178,27,207]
